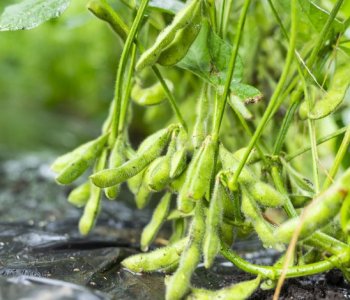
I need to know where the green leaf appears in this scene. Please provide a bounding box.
[0,0,70,31]
[176,21,243,88]
[231,82,263,104]
[148,0,185,14]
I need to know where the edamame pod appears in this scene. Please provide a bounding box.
[127,169,145,195]
[169,148,187,179]
[188,135,217,200]
[105,136,126,200]
[309,65,350,120]
[78,150,107,235]
[188,276,261,300]
[177,144,204,212]
[68,181,91,208]
[141,192,172,251]
[56,134,109,185]
[245,181,286,207]
[169,218,187,244]
[192,88,210,149]
[275,169,350,243]
[219,145,255,184]
[157,2,202,66]
[135,170,152,209]
[241,190,280,249]
[203,177,223,268]
[166,202,205,300]
[87,0,129,41]
[121,238,188,273]
[131,80,173,106]
[136,0,201,71]
[221,222,235,247]
[91,125,177,188]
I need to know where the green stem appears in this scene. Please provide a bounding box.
[221,243,350,279]
[118,43,137,133]
[322,125,350,189]
[206,0,218,33]
[223,0,234,38]
[111,0,150,144]
[218,0,226,37]
[286,127,348,161]
[228,0,296,190]
[213,0,251,137]
[152,66,188,132]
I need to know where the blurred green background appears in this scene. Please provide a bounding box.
[0,0,122,158]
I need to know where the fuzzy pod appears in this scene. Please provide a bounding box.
[245,181,286,207]
[188,276,261,300]
[241,190,279,249]
[165,202,205,300]
[275,169,350,243]
[87,0,129,41]
[192,88,210,150]
[135,170,153,209]
[187,135,217,200]
[219,145,255,184]
[203,177,224,268]
[169,148,187,179]
[78,150,107,236]
[157,2,202,66]
[220,222,235,247]
[55,134,109,185]
[90,125,177,188]
[131,80,173,106]
[136,0,201,71]
[141,192,172,251]
[121,238,187,273]
[169,218,187,244]
[127,169,145,195]
[105,136,126,200]
[68,181,91,208]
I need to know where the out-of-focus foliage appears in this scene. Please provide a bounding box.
[0,0,120,157]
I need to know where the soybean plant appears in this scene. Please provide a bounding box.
[44,0,350,299]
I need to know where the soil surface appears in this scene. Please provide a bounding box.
[0,156,349,299]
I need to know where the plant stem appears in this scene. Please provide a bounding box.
[286,127,348,161]
[212,0,251,137]
[111,0,150,144]
[322,125,350,189]
[228,0,296,190]
[218,0,226,37]
[118,43,137,134]
[221,243,350,279]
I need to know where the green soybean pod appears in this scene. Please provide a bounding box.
[192,87,210,150]
[68,181,91,208]
[340,193,350,234]
[157,2,202,66]
[165,202,205,300]
[121,238,188,273]
[188,135,217,200]
[203,177,223,268]
[56,134,109,185]
[169,218,187,244]
[136,0,201,71]
[309,65,350,120]
[87,0,129,41]
[127,169,145,195]
[169,148,187,179]
[188,276,261,300]
[245,181,286,207]
[221,221,235,247]
[241,190,278,249]
[105,136,126,200]
[135,171,153,209]
[219,145,255,184]
[232,146,260,165]
[146,131,177,191]
[275,169,350,243]
[78,150,107,236]
[90,125,176,188]
[131,80,173,106]
[141,192,172,251]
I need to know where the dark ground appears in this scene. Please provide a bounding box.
[0,156,349,299]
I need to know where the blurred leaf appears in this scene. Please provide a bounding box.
[0,0,70,31]
[177,22,243,88]
[148,0,185,14]
[231,82,263,104]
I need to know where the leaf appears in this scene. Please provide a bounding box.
[0,0,70,31]
[231,82,263,104]
[272,0,344,46]
[176,21,243,88]
[148,0,185,14]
